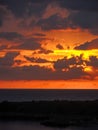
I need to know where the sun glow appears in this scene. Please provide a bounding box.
[11,49,98,70]
[54,49,98,60]
[84,66,93,73]
[0,80,98,89]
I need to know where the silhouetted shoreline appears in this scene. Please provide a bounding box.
[0,100,98,128]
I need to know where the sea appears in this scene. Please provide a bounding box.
[0,89,98,130]
[0,121,98,130]
[0,89,98,102]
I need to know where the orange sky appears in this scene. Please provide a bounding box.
[42,29,98,49]
[0,80,98,89]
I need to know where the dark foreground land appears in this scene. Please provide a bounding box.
[0,100,98,128]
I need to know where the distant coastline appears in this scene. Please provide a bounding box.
[0,100,98,128]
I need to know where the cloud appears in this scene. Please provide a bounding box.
[0,32,24,41]
[37,48,53,54]
[0,5,12,27]
[74,38,98,50]
[87,56,98,68]
[0,45,7,50]
[65,66,85,79]
[54,57,68,71]
[0,0,53,31]
[33,33,46,37]
[68,11,98,35]
[0,20,2,26]
[24,56,50,63]
[56,44,64,49]
[0,0,51,18]
[37,14,68,30]
[0,64,88,80]
[54,55,84,70]
[0,6,5,26]
[14,60,24,66]
[0,1,98,35]
[37,11,98,35]
[0,0,29,17]
[37,4,98,35]
[17,38,41,50]
[0,65,53,80]
[0,32,44,51]
[58,0,98,12]
[53,55,97,79]
[85,56,98,79]
[0,52,19,66]
[0,54,98,80]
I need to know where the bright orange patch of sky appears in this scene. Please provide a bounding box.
[41,29,98,50]
[0,80,98,89]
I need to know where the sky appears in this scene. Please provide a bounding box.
[0,0,98,89]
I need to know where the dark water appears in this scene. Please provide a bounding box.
[0,121,98,130]
[0,89,98,101]
[0,90,98,130]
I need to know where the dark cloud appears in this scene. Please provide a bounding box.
[58,0,98,12]
[66,66,85,79]
[37,14,67,30]
[17,38,41,50]
[26,1,48,18]
[0,64,88,80]
[24,56,50,63]
[0,0,29,17]
[1,0,97,17]
[56,44,64,49]
[0,0,98,35]
[87,56,98,68]
[0,0,51,18]
[0,5,11,27]
[0,0,53,31]
[54,57,68,71]
[0,54,98,80]
[0,65,53,80]
[0,6,4,26]
[0,52,19,66]
[68,11,98,35]
[75,38,98,50]
[14,60,24,66]
[0,20,2,26]
[0,32,24,41]
[0,45,7,50]
[53,55,97,79]
[53,65,86,80]
[36,6,98,35]
[75,42,90,50]
[37,48,53,54]
[7,35,45,50]
[33,33,46,37]
[37,11,98,35]
[53,55,85,71]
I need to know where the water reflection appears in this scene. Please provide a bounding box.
[0,121,64,130]
[0,121,98,130]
